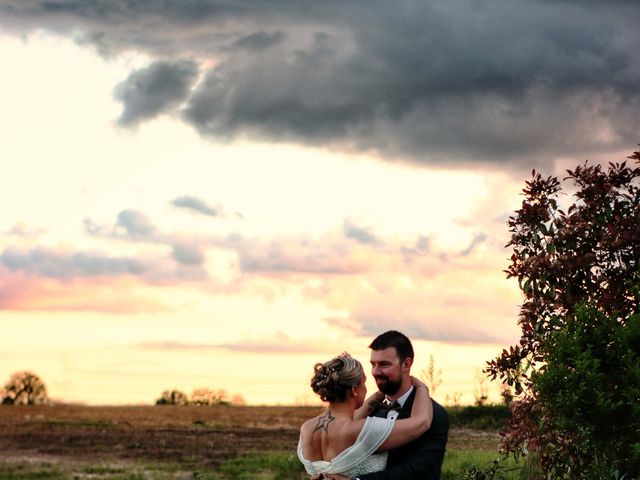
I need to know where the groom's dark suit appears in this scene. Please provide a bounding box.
[358,389,449,480]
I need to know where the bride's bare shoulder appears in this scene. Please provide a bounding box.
[300,417,317,434]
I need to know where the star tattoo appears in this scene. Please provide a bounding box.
[313,410,335,433]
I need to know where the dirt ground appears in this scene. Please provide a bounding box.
[0,405,500,470]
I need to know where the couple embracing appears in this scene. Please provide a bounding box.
[297,330,449,480]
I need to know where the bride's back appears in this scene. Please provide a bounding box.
[300,414,362,461]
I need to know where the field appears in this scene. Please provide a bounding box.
[0,405,515,479]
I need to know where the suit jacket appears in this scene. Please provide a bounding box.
[358,389,449,480]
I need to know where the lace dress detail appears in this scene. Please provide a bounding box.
[340,452,388,477]
[297,416,394,476]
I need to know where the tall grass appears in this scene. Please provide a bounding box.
[442,450,527,479]
[447,404,511,430]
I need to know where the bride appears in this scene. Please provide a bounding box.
[297,352,432,478]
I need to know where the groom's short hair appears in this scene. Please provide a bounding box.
[369,330,414,362]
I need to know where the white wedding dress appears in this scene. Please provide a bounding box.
[297,416,395,477]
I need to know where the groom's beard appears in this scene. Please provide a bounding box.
[375,376,402,396]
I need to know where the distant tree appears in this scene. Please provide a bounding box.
[190,388,229,406]
[1,371,48,405]
[472,370,488,407]
[487,149,640,479]
[445,392,462,408]
[155,389,188,405]
[420,354,443,396]
[231,394,246,406]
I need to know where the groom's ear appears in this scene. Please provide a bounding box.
[402,356,413,372]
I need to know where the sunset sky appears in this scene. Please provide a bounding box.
[1,1,638,406]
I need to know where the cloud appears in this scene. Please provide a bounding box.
[82,203,508,294]
[1,204,519,337]
[139,332,328,354]
[85,209,159,241]
[0,247,147,280]
[352,313,505,344]
[215,340,326,354]
[343,219,378,245]
[215,223,497,278]
[85,209,385,276]
[226,235,367,275]
[401,235,431,260]
[0,242,208,285]
[116,209,156,238]
[138,341,218,351]
[4,223,46,237]
[0,269,168,313]
[115,60,199,126]
[1,1,638,167]
[328,290,519,345]
[460,233,488,257]
[231,31,286,52]
[171,241,205,266]
[85,208,210,269]
[171,195,222,217]
[315,244,522,345]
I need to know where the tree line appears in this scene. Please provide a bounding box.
[155,388,245,406]
[0,371,245,406]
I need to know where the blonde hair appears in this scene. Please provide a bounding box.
[310,352,364,402]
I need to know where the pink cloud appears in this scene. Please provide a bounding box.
[139,332,330,355]
[0,270,168,313]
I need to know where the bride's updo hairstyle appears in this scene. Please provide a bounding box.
[311,352,364,403]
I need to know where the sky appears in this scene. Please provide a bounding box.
[1,0,638,406]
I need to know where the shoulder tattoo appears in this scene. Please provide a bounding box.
[313,410,335,433]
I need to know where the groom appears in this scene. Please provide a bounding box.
[353,330,449,480]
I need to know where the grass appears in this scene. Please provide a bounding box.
[0,451,535,480]
[212,450,528,479]
[442,450,527,480]
[217,452,304,479]
[34,419,115,428]
[0,465,66,480]
[0,463,191,480]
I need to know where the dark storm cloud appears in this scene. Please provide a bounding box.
[171,196,221,217]
[231,31,286,52]
[115,60,199,126]
[3,0,640,166]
